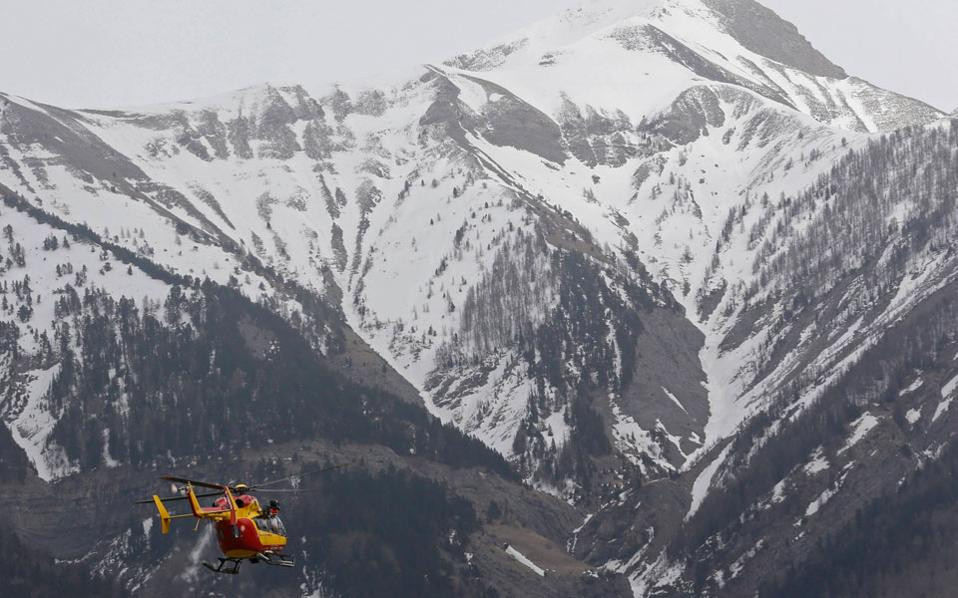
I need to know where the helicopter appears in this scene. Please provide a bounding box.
[138,469,336,575]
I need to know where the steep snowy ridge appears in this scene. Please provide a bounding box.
[0,0,944,488]
[573,118,958,595]
[0,2,944,484]
[446,0,942,133]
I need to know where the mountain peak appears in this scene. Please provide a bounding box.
[700,0,846,77]
[441,0,939,133]
[466,0,845,77]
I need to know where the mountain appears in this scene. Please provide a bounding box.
[1,0,956,595]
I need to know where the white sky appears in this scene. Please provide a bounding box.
[0,0,955,111]
[763,0,957,111]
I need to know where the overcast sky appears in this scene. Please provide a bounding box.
[0,0,955,111]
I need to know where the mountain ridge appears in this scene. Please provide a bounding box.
[0,0,947,506]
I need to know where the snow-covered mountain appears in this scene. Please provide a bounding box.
[2,0,956,595]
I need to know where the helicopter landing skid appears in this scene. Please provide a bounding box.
[202,558,241,575]
[259,551,295,567]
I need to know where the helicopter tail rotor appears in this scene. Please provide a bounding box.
[152,495,172,534]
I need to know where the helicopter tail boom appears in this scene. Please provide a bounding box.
[186,483,204,518]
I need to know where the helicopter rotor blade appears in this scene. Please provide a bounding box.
[150,467,345,500]
[134,490,223,505]
[160,475,226,491]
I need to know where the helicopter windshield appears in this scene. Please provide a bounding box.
[256,515,286,536]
